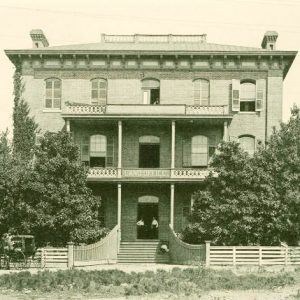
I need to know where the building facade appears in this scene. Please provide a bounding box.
[5,31,297,243]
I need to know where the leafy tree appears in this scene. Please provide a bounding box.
[2,131,106,246]
[12,64,38,160]
[182,106,300,246]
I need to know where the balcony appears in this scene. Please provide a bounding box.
[63,104,229,118]
[87,167,213,181]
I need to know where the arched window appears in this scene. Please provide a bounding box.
[90,135,107,167]
[240,81,256,112]
[45,78,61,109]
[194,79,209,106]
[141,79,160,105]
[191,135,208,166]
[239,135,255,155]
[91,78,107,105]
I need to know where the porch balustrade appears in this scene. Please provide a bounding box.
[122,168,171,178]
[88,167,118,178]
[171,168,212,179]
[63,104,228,116]
[87,167,212,180]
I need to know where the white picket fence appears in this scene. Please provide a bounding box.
[205,242,300,266]
[36,247,68,268]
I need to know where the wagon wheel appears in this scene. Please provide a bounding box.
[10,251,26,270]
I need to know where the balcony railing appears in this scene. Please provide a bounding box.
[64,104,229,116]
[88,167,118,178]
[87,167,213,180]
[122,168,171,178]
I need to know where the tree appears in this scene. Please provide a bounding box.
[2,131,106,246]
[182,106,300,245]
[12,64,38,160]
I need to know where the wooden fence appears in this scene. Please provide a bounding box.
[73,225,120,266]
[168,225,205,265]
[205,241,300,266]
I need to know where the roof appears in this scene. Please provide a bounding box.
[23,41,264,52]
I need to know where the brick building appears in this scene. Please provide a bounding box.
[5,31,296,262]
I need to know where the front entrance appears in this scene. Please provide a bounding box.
[137,203,158,239]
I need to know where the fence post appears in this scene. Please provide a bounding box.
[233,246,236,266]
[67,242,74,268]
[41,248,46,269]
[285,245,289,266]
[205,241,211,267]
[259,247,262,266]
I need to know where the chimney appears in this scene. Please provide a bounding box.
[30,29,49,48]
[261,31,278,50]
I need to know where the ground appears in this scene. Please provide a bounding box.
[0,264,299,300]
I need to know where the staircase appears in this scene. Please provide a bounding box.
[118,240,170,264]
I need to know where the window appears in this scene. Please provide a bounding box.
[139,135,160,168]
[90,135,107,167]
[142,79,160,105]
[91,79,107,105]
[194,79,209,106]
[239,135,255,155]
[45,78,61,109]
[232,79,265,112]
[240,81,256,112]
[191,135,208,167]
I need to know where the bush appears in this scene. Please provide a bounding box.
[0,268,296,296]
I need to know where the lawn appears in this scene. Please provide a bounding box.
[0,267,299,299]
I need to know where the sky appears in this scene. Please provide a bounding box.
[0,0,299,134]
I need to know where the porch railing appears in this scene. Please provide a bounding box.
[88,167,118,178]
[168,225,206,265]
[73,225,120,266]
[122,168,171,178]
[64,104,229,116]
[87,167,212,180]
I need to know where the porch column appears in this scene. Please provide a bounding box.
[171,121,176,169]
[170,184,175,229]
[117,183,122,228]
[223,121,228,142]
[65,119,70,133]
[118,120,122,178]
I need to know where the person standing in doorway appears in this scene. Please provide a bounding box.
[151,217,158,239]
[137,218,145,239]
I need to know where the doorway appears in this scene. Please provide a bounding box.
[137,203,159,239]
[139,144,160,168]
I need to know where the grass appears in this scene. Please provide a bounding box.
[0,267,297,297]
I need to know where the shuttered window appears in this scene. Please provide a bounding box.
[231,79,240,112]
[45,78,61,109]
[91,79,107,105]
[255,79,265,111]
[239,135,255,155]
[191,135,208,167]
[194,79,209,106]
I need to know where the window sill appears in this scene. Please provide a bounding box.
[43,109,62,113]
[238,111,258,114]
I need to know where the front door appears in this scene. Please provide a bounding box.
[137,203,159,239]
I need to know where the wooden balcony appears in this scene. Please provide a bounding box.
[63,104,229,118]
[87,167,213,181]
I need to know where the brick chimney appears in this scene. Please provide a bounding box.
[30,29,49,48]
[261,31,278,50]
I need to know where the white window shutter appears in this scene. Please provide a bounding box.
[255,79,265,112]
[232,79,240,112]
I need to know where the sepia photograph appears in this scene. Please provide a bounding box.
[0,0,300,299]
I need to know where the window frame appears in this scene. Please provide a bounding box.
[91,78,107,105]
[45,78,61,110]
[191,135,209,167]
[193,78,210,106]
[240,80,256,112]
[141,78,160,105]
